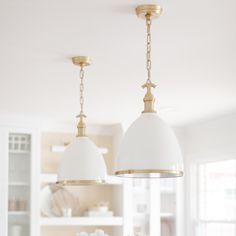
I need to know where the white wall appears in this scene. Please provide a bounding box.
[182,111,236,236]
[184,111,236,156]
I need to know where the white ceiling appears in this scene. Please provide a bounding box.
[0,0,236,127]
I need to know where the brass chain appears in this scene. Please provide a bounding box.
[79,66,85,115]
[146,14,152,84]
[142,14,156,113]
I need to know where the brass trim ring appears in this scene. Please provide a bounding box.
[115,169,183,178]
[56,179,106,186]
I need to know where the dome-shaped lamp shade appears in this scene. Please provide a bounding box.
[57,137,107,185]
[115,113,183,178]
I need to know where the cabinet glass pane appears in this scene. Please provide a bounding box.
[160,178,176,236]
[8,133,31,236]
[132,179,150,236]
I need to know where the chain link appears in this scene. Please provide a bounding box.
[146,14,152,84]
[79,66,85,115]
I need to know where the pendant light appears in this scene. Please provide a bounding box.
[57,56,107,185]
[115,5,184,178]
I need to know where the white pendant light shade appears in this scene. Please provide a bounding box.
[57,137,107,185]
[115,113,183,178]
[57,56,107,185]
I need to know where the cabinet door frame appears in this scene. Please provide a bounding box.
[0,128,9,236]
[0,126,40,236]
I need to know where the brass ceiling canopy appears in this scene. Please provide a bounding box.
[72,56,91,67]
[136,4,162,19]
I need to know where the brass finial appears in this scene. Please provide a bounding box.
[76,113,87,137]
[142,82,157,113]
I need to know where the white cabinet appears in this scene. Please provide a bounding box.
[0,128,40,236]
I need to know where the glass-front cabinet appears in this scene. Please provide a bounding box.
[0,128,39,236]
[8,133,31,236]
[130,178,183,236]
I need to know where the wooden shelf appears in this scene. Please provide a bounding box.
[51,145,108,155]
[9,150,30,155]
[8,211,29,216]
[40,173,57,183]
[161,213,174,219]
[160,188,175,194]
[9,182,29,186]
[105,175,123,185]
[40,217,123,226]
[133,188,175,195]
[134,213,174,220]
